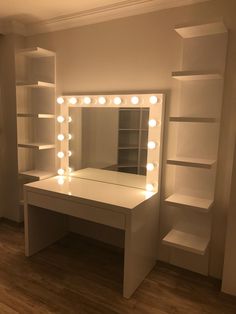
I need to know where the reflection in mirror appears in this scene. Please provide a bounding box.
[69,107,150,187]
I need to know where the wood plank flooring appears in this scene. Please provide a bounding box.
[0,221,236,314]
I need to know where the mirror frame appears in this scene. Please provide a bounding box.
[56,93,165,193]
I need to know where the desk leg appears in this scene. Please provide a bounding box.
[24,194,68,257]
[123,195,158,298]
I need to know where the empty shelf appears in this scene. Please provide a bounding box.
[175,22,227,38]
[169,116,217,123]
[162,229,210,255]
[165,193,213,212]
[17,113,55,118]
[16,81,55,88]
[167,157,216,169]
[18,143,55,150]
[172,71,222,81]
[19,170,55,180]
[17,47,55,58]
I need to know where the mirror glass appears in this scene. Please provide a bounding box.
[69,107,150,189]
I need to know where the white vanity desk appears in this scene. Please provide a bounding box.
[24,171,159,298]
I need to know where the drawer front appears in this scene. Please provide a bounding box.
[26,192,126,230]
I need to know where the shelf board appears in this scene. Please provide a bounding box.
[18,143,55,150]
[175,22,227,39]
[165,193,213,212]
[172,71,222,81]
[162,229,210,255]
[17,113,55,119]
[167,157,216,169]
[19,170,55,180]
[17,47,55,58]
[118,146,139,150]
[16,81,55,88]
[118,163,138,168]
[119,128,140,131]
[169,116,217,123]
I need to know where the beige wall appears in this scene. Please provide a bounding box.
[23,0,236,278]
[222,138,236,295]
[0,34,21,221]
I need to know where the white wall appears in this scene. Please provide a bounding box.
[23,0,236,278]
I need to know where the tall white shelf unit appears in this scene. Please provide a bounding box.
[15,47,56,206]
[162,22,228,274]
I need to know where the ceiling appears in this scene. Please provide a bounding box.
[0,0,210,35]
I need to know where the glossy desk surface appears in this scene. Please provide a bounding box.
[71,168,146,190]
[25,176,155,212]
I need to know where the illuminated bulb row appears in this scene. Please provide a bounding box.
[57,116,72,123]
[57,134,72,141]
[57,95,159,106]
[57,167,72,176]
[57,151,72,158]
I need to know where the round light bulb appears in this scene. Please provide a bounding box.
[68,151,72,157]
[57,116,65,123]
[146,163,155,171]
[148,141,157,149]
[57,97,64,105]
[68,134,72,140]
[131,96,140,105]
[113,97,122,105]
[68,116,72,123]
[57,134,65,141]
[98,96,107,105]
[83,97,92,105]
[149,95,158,105]
[57,168,65,176]
[69,97,77,105]
[146,183,154,192]
[148,119,157,127]
[57,151,65,159]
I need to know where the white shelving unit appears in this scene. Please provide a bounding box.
[117,108,149,175]
[17,113,55,118]
[18,143,55,150]
[165,194,213,212]
[167,157,216,169]
[172,71,222,81]
[16,81,55,88]
[19,170,55,180]
[15,47,56,207]
[162,229,210,255]
[169,116,217,123]
[175,21,227,39]
[162,21,228,274]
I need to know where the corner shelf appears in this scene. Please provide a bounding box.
[165,193,213,212]
[162,229,210,255]
[169,116,217,123]
[16,81,55,88]
[172,71,222,81]
[17,47,55,58]
[17,113,55,119]
[18,143,55,150]
[167,157,216,169]
[19,170,55,180]
[175,22,227,39]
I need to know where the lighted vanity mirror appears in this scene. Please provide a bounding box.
[57,93,165,192]
[67,107,150,189]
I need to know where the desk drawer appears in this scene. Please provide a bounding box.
[26,192,125,230]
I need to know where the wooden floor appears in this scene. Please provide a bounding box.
[0,221,236,314]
